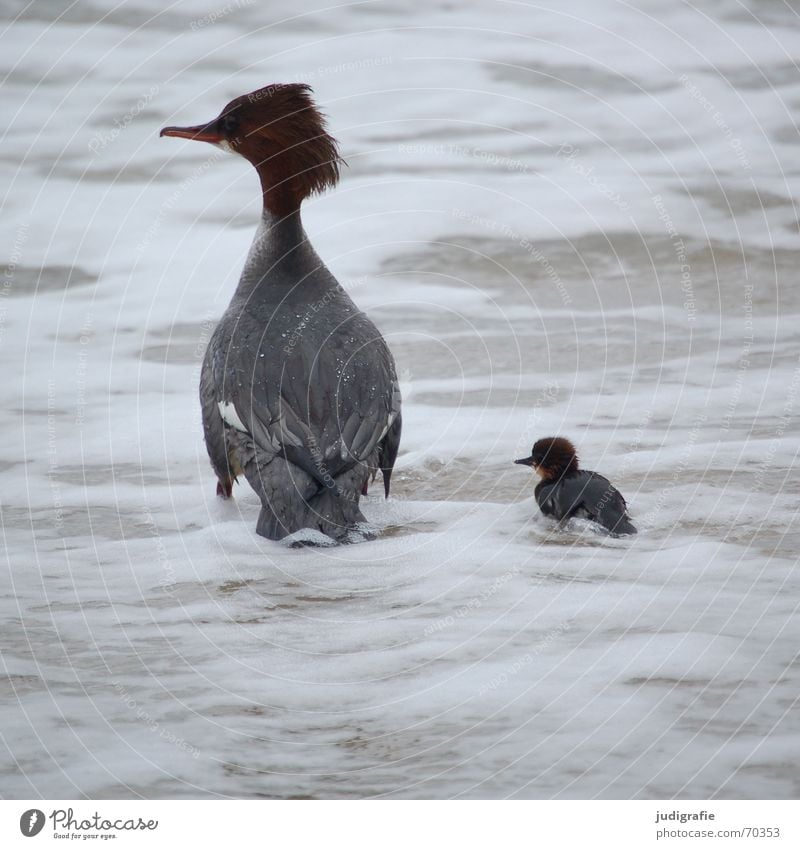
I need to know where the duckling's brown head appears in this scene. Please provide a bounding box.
[514,436,579,479]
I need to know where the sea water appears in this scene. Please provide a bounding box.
[1,0,798,798]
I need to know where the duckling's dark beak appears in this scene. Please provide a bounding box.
[160,119,222,144]
[514,456,535,466]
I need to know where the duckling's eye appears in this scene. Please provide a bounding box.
[220,114,239,134]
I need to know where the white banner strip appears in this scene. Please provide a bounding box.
[2,800,797,848]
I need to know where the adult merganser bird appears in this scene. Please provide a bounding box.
[514,436,636,536]
[161,84,401,542]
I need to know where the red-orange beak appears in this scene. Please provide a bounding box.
[160,120,223,144]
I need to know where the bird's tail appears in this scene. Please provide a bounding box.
[609,514,637,536]
[254,463,368,542]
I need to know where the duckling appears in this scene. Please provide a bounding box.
[515,436,636,536]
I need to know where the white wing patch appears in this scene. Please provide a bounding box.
[218,401,248,433]
[378,412,397,441]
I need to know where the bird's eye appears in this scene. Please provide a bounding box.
[220,113,239,134]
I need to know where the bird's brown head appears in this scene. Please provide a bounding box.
[160,84,342,216]
[514,436,579,480]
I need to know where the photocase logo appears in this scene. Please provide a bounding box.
[19,809,45,837]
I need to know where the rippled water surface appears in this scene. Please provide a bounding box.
[2,0,799,799]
